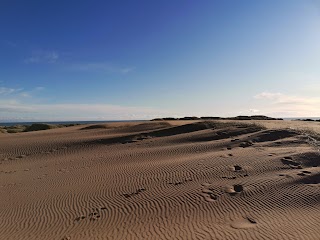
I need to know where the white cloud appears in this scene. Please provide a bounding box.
[121,67,136,74]
[24,50,133,74]
[25,50,59,64]
[71,62,135,74]
[302,82,320,93]
[254,92,283,100]
[254,91,320,117]
[0,99,33,113]
[19,92,31,97]
[0,87,16,95]
[249,109,260,113]
[254,91,318,105]
[0,87,23,95]
[34,86,45,91]
[0,86,45,98]
[0,101,172,121]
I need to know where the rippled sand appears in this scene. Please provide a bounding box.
[0,120,319,240]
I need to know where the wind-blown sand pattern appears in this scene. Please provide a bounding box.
[0,120,319,240]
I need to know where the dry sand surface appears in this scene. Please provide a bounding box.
[0,120,319,240]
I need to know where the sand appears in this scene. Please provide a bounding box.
[0,120,319,240]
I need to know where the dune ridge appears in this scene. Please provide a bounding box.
[0,120,319,240]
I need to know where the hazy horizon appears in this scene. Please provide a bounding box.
[1,116,320,125]
[1,0,320,121]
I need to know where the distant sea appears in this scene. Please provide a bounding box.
[0,120,144,127]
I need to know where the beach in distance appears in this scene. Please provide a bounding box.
[0,119,319,239]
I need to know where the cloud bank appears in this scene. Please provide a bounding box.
[254,92,320,117]
[0,100,171,122]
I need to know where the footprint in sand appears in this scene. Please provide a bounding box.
[222,176,237,179]
[89,211,100,221]
[74,216,86,222]
[225,184,243,195]
[75,206,109,223]
[200,192,218,202]
[233,165,242,172]
[239,141,253,148]
[231,217,257,229]
[168,178,192,186]
[230,138,240,142]
[297,171,312,176]
[200,187,219,202]
[123,187,146,198]
[170,181,182,186]
[279,173,294,179]
[281,157,302,169]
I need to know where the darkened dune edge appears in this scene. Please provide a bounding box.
[0,120,319,240]
[80,124,111,130]
[84,121,265,145]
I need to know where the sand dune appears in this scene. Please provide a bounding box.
[0,120,319,240]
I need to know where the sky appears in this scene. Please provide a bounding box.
[1,0,320,121]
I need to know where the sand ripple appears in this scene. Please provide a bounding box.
[0,121,319,239]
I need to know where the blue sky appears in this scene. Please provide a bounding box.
[1,0,320,121]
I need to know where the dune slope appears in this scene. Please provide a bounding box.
[0,120,319,240]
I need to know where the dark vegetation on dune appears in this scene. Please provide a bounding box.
[295,119,320,122]
[0,123,80,133]
[24,123,56,132]
[151,115,283,121]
